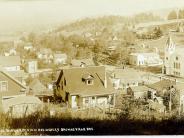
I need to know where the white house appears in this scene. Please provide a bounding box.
[37,48,53,64]
[53,53,67,65]
[24,43,33,51]
[163,35,184,77]
[26,59,38,74]
[129,52,163,66]
[110,68,146,90]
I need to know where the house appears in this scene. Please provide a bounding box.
[0,56,21,72]
[25,59,38,74]
[37,48,53,64]
[29,78,47,95]
[53,53,67,65]
[24,43,33,51]
[110,68,146,90]
[127,85,149,99]
[71,58,95,67]
[129,52,163,66]
[0,70,27,103]
[54,66,116,108]
[2,95,42,118]
[147,79,176,100]
[4,48,17,56]
[28,79,53,102]
[163,35,184,77]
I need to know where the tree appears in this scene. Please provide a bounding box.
[167,10,177,20]
[163,87,180,112]
[178,9,184,19]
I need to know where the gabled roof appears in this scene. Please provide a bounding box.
[56,66,116,97]
[0,56,21,66]
[8,70,28,79]
[71,58,95,67]
[147,79,176,92]
[1,70,27,89]
[29,79,47,94]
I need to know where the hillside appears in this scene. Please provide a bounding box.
[56,14,162,35]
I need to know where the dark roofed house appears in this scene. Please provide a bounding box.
[0,56,21,72]
[54,66,116,108]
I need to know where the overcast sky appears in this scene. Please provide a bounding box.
[0,0,184,33]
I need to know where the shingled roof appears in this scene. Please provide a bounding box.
[147,79,176,92]
[29,79,47,95]
[56,66,116,97]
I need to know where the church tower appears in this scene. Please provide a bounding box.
[163,35,175,75]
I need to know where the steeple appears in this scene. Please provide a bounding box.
[165,35,175,54]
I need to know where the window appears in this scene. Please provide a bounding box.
[176,56,178,60]
[86,79,93,85]
[0,81,8,91]
[85,97,89,104]
[64,78,66,86]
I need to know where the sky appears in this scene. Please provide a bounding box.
[0,0,184,33]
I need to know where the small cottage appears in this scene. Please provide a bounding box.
[54,66,116,108]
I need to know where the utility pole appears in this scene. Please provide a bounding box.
[169,88,172,115]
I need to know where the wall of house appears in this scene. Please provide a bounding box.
[4,66,20,72]
[0,72,25,99]
[54,58,66,64]
[134,91,147,99]
[80,95,115,108]
[168,54,184,77]
[129,55,138,65]
[27,61,37,73]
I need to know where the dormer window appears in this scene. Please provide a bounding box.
[80,62,86,67]
[86,79,93,85]
[82,74,94,85]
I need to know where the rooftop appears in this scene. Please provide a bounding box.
[0,56,21,67]
[56,66,116,97]
[147,79,176,92]
[71,58,95,67]
[112,67,146,83]
[29,79,47,94]
[130,85,149,92]
[2,96,42,107]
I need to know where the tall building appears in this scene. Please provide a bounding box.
[163,36,184,77]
